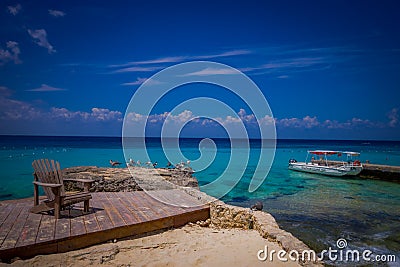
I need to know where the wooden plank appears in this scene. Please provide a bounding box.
[141,191,184,217]
[1,205,30,249]
[91,194,114,231]
[144,190,181,210]
[150,190,182,206]
[70,216,86,237]
[167,190,207,214]
[54,217,70,240]
[0,204,24,246]
[0,203,14,226]
[115,192,148,223]
[100,193,126,228]
[0,241,58,261]
[36,215,56,244]
[152,189,198,208]
[15,212,42,247]
[173,190,205,207]
[142,191,176,218]
[104,192,137,225]
[83,212,100,234]
[128,192,165,220]
[173,207,210,227]
[68,206,84,218]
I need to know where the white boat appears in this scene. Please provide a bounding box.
[288,150,363,177]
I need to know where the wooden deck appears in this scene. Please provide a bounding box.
[0,190,209,261]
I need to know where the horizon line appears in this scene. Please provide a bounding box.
[0,134,399,142]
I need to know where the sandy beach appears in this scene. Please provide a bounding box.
[4,224,300,267]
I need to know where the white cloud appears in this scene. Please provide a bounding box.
[49,107,122,122]
[28,29,56,54]
[180,67,237,76]
[7,4,21,15]
[113,66,164,73]
[302,116,320,128]
[277,75,289,79]
[277,115,383,129]
[195,49,251,59]
[258,115,275,126]
[127,56,187,66]
[262,57,325,69]
[121,77,162,86]
[0,87,121,126]
[90,108,122,121]
[48,9,66,17]
[0,41,21,65]
[109,49,251,69]
[387,108,398,127]
[26,84,66,92]
[50,107,122,122]
[168,110,193,123]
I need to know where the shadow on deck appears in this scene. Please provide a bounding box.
[0,190,209,261]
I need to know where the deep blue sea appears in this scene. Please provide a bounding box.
[1,136,399,265]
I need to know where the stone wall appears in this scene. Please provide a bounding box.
[210,201,254,229]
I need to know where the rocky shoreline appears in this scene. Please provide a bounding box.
[61,166,320,266]
[62,166,198,192]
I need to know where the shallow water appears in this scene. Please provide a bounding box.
[0,136,399,265]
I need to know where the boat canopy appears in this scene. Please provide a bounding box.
[308,150,360,156]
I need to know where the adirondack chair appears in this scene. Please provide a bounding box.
[31,159,94,219]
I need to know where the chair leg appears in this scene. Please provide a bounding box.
[54,195,61,219]
[84,200,90,213]
[33,183,39,206]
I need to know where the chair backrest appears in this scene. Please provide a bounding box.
[32,159,66,200]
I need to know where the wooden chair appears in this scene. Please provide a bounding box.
[31,159,94,219]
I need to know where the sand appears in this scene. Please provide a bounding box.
[5,224,301,267]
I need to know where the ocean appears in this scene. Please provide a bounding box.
[0,135,399,265]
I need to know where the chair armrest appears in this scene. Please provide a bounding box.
[63,178,94,184]
[33,181,62,188]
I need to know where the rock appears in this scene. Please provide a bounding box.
[196,218,211,227]
[62,166,199,193]
[250,201,263,211]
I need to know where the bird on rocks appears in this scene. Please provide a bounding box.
[250,201,263,211]
[109,159,121,167]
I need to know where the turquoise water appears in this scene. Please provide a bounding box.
[0,136,399,265]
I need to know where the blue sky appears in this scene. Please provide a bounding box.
[0,0,399,140]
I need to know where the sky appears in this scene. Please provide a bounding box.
[0,0,399,140]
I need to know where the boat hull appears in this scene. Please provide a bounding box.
[288,162,362,177]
